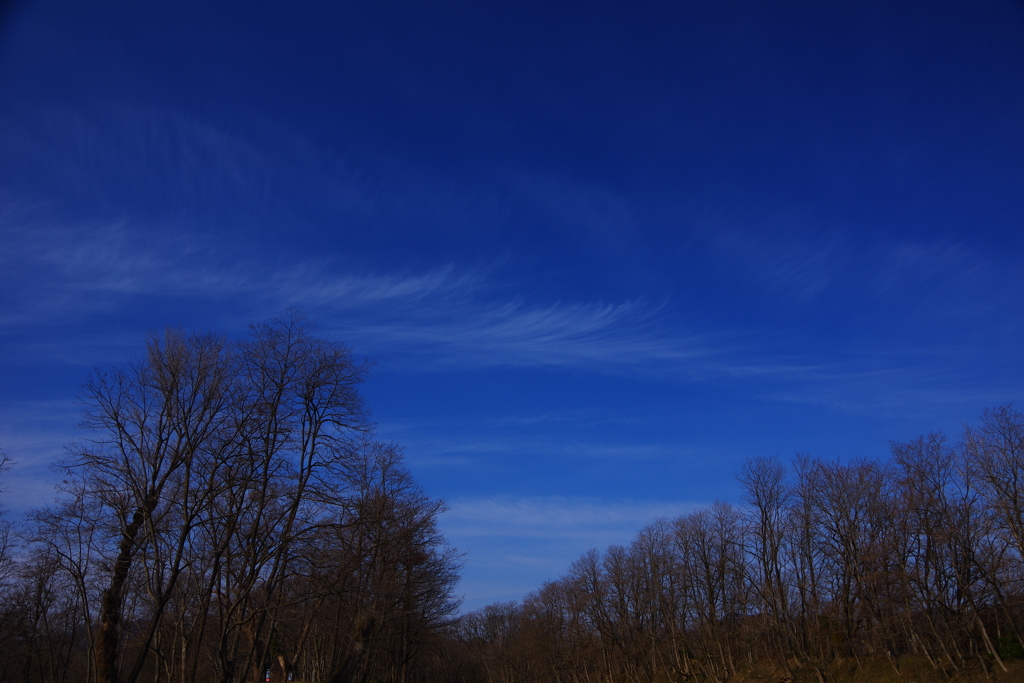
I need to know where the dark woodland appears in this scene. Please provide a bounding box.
[2,316,1024,683]
[0,315,461,683]
[450,405,1024,683]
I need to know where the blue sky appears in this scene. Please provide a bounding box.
[2,0,1023,610]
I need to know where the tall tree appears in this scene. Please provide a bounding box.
[57,313,373,683]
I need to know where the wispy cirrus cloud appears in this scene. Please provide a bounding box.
[693,214,852,301]
[4,213,1007,405]
[0,103,716,373]
[444,495,698,541]
[5,211,1013,430]
[330,296,702,369]
[0,102,380,228]
[0,400,81,511]
[693,214,1008,316]
[441,495,700,610]
[0,216,720,371]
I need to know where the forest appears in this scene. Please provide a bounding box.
[0,315,461,683]
[451,405,1024,683]
[1,315,1024,683]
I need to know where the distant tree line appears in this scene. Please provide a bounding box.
[0,313,461,683]
[453,406,1024,683]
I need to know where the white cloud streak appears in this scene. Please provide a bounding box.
[0,400,81,510]
[444,495,698,542]
[0,215,720,371]
[441,495,700,610]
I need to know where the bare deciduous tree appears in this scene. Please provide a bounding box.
[4,313,460,683]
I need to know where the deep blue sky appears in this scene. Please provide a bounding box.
[2,0,1023,610]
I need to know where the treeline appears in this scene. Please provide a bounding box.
[455,407,1024,683]
[3,315,1024,683]
[0,314,461,683]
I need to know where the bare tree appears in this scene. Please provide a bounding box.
[456,407,1024,683]
[738,456,795,673]
[1,315,470,683]
[50,313,375,683]
[62,329,240,683]
[964,405,1024,639]
[0,449,14,590]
